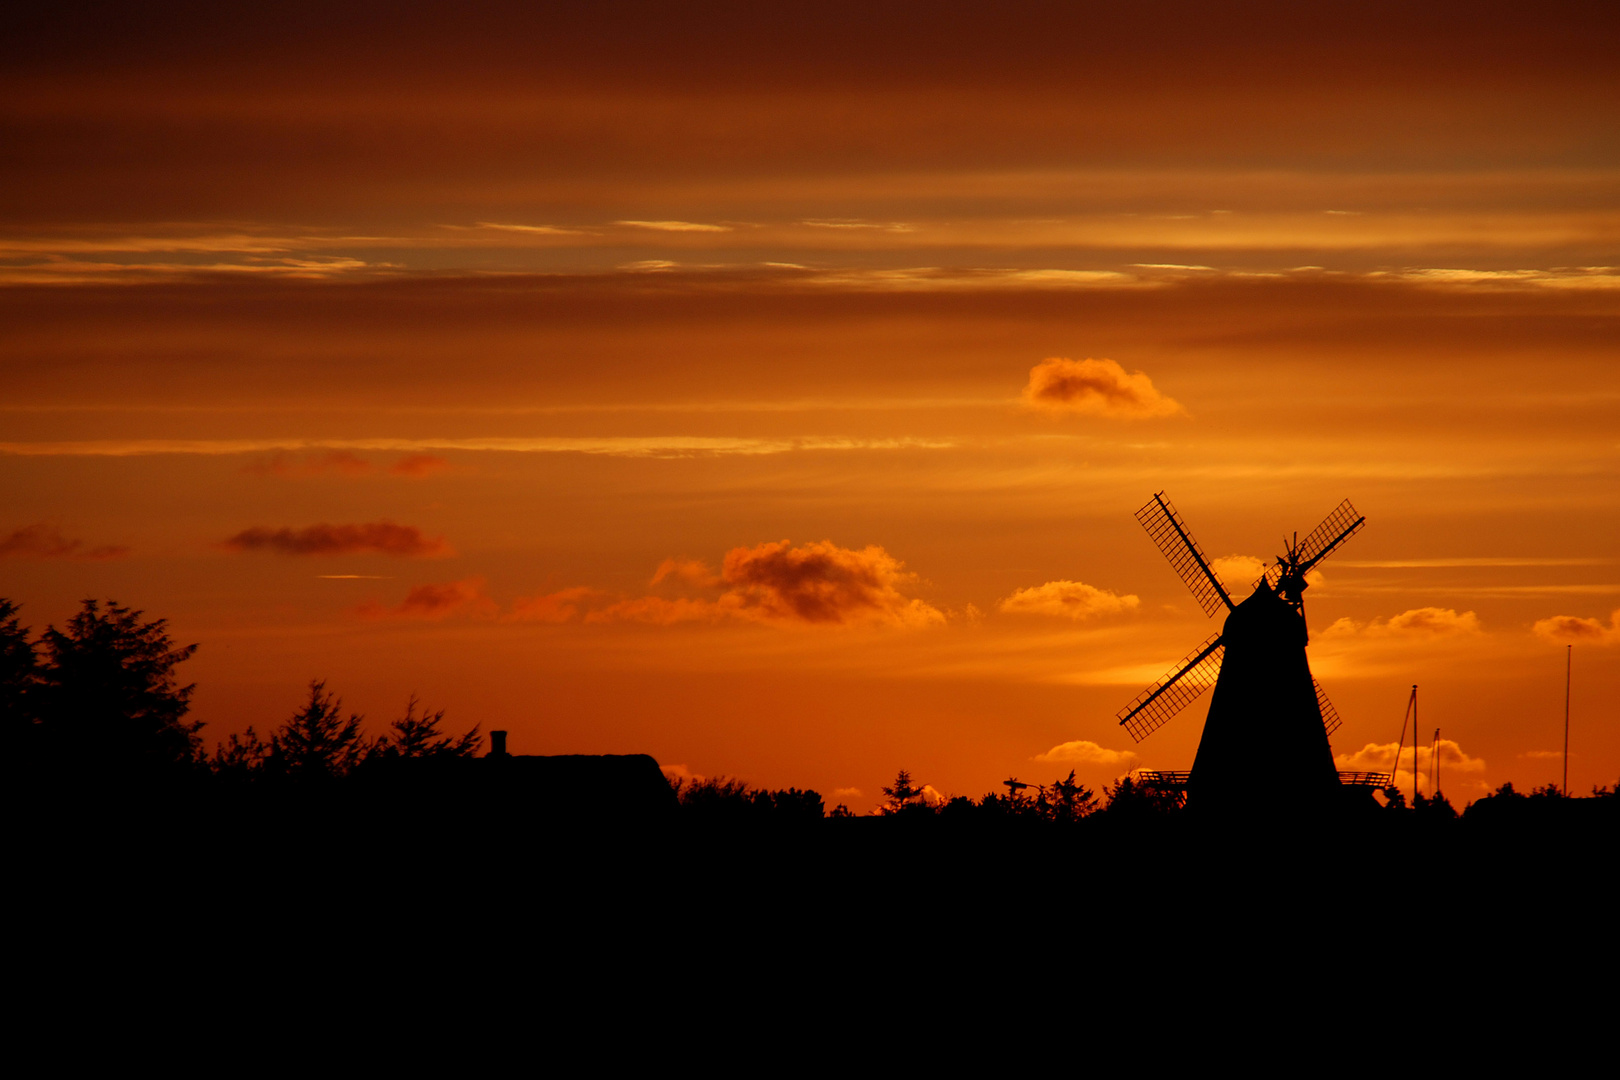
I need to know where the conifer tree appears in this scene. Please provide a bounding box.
[35,599,201,773]
[268,681,368,782]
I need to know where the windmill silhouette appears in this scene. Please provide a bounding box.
[1116,493,1381,812]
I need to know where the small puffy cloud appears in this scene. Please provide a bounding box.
[390,454,450,477]
[355,578,496,620]
[1533,609,1620,645]
[508,586,606,624]
[1323,607,1482,638]
[1033,740,1139,767]
[222,521,451,557]
[1211,554,1324,593]
[999,580,1139,620]
[716,540,944,627]
[1384,608,1481,635]
[1336,739,1486,795]
[831,787,862,801]
[0,523,128,560]
[661,763,704,784]
[1021,357,1183,419]
[1210,554,1267,586]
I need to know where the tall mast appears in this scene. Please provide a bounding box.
[1411,685,1419,808]
[1564,645,1572,796]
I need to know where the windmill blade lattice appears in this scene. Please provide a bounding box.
[1313,678,1343,737]
[1117,631,1225,742]
[1135,493,1234,617]
[1261,498,1366,588]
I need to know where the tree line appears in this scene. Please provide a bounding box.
[4,597,1614,822]
[2,597,481,790]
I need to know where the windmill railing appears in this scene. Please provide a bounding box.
[1138,770,1391,788]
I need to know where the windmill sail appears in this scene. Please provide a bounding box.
[1117,631,1225,742]
[1313,678,1343,737]
[1135,493,1234,617]
[1261,498,1366,588]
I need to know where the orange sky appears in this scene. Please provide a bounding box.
[3,2,1616,809]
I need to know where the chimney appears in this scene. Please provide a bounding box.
[489,730,508,757]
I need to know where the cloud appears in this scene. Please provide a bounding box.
[508,586,607,623]
[1210,554,1324,593]
[1209,554,1266,586]
[222,521,451,557]
[1323,607,1482,638]
[355,577,496,621]
[831,787,863,801]
[0,523,129,560]
[615,220,732,232]
[1033,740,1139,767]
[472,222,583,235]
[389,454,450,477]
[1335,739,1486,795]
[2,435,955,459]
[999,580,1139,620]
[1519,750,1564,761]
[587,595,726,625]
[715,539,944,626]
[649,557,720,588]
[801,219,915,232]
[244,450,374,477]
[508,540,942,629]
[1021,357,1184,418]
[1532,608,1620,645]
[661,763,704,784]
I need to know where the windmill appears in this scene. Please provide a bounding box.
[1115,493,1378,812]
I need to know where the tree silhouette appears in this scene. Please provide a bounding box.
[34,599,201,774]
[211,726,270,781]
[268,680,368,783]
[370,695,480,760]
[881,768,929,815]
[1038,770,1099,823]
[1413,790,1458,820]
[0,599,37,738]
[1103,775,1183,818]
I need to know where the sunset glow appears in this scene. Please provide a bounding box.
[3,2,1616,809]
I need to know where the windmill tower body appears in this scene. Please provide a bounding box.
[1112,494,1366,815]
[1188,582,1340,812]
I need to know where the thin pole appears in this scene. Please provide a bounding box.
[1432,728,1441,801]
[1393,687,1413,801]
[1564,645,1572,796]
[1411,686,1419,809]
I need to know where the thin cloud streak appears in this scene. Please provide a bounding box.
[615,220,733,232]
[0,523,128,560]
[222,522,451,558]
[0,436,957,458]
